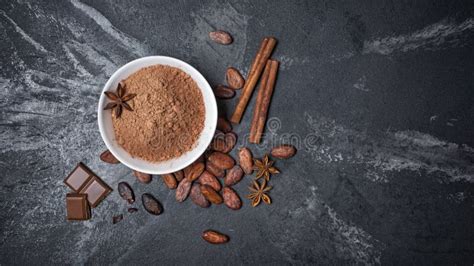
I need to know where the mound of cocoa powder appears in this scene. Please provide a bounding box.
[112,64,205,162]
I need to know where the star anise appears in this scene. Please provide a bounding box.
[103,82,136,118]
[254,154,279,181]
[246,179,272,207]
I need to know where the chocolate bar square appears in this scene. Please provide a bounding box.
[66,193,91,220]
[64,163,95,192]
[79,175,112,208]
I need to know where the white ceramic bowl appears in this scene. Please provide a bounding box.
[97,56,217,174]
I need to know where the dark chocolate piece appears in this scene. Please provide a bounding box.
[66,193,91,221]
[79,175,112,208]
[64,162,96,192]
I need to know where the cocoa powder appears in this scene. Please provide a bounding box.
[112,65,205,162]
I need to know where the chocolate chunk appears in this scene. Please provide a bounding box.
[66,193,91,221]
[64,162,95,192]
[78,175,112,208]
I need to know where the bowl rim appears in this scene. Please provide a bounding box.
[97,56,217,174]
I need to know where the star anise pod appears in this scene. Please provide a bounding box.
[103,82,136,118]
[246,179,272,207]
[254,154,279,181]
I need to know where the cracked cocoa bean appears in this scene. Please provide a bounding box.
[118,182,135,204]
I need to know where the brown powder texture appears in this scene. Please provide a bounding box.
[112,64,205,162]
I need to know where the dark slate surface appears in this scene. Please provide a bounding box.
[1,0,473,265]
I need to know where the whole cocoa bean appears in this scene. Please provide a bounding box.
[209,30,233,45]
[134,170,152,184]
[118,182,135,204]
[211,133,227,152]
[141,193,162,215]
[224,165,244,186]
[185,162,205,182]
[226,67,245,89]
[217,117,232,133]
[238,147,253,175]
[197,171,221,191]
[214,85,235,99]
[190,183,210,208]
[271,145,297,159]
[202,230,229,244]
[222,187,242,210]
[208,152,235,170]
[206,161,225,178]
[161,173,177,189]
[173,170,184,182]
[175,179,192,202]
[200,184,223,204]
[222,132,237,153]
[100,150,120,164]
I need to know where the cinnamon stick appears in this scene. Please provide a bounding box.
[249,60,272,142]
[247,38,269,78]
[230,37,277,124]
[249,60,279,143]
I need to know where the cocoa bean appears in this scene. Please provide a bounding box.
[208,152,235,170]
[224,165,244,186]
[173,170,184,182]
[202,230,229,244]
[196,154,205,163]
[226,67,245,89]
[214,130,224,137]
[128,207,138,213]
[217,117,232,133]
[200,184,223,204]
[197,171,221,191]
[222,132,237,153]
[134,170,152,184]
[118,182,135,204]
[161,173,177,189]
[204,149,213,159]
[214,85,235,99]
[185,162,205,182]
[175,179,192,202]
[238,147,253,175]
[100,150,120,164]
[112,214,123,224]
[141,193,162,215]
[190,183,210,208]
[271,145,297,159]
[206,161,225,178]
[209,30,233,45]
[222,187,242,210]
[211,133,227,152]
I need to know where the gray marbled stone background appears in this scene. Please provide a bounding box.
[1,0,473,265]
